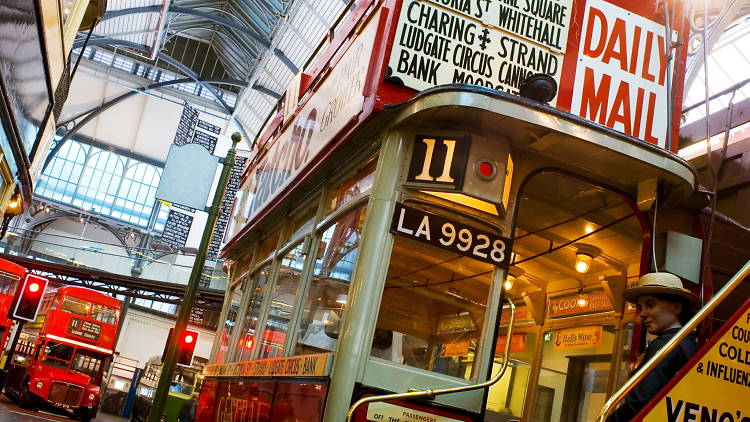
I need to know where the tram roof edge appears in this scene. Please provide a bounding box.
[384,84,697,205]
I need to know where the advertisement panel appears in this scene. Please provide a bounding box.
[553,325,603,350]
[196,378,328,422]
[232,10,382,232]
[387,0,573,95]
[637,300,750,422]
[384,0,688,151]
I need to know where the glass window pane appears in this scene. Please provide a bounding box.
[236,265,272,361]
[328,162,375,213]
[369,235,495,381]
[62,296,92,316]
[533,324,618,422]
[485,326,538,421]
[295,206,365,355]
[214,281,245,364]
[257,242,306,359]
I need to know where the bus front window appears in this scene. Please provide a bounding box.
[71,349,105,383]
[62,296,92,316]
[44,342,74,369]
[91,304,118,324]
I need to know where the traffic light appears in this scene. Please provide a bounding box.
[176,329,199,366]
[12,274,48,321]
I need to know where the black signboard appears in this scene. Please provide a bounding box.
[193,130,218,154]
[161,210,193,251]
[173,103,199,146]
[406,135,471,191]
[68,318,102,341]
[390,203,512,267]
[197,119,221,134]
[208,155,247,258]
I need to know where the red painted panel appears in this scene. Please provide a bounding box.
[270,381,328,422]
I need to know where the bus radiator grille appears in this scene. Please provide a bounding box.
[49,382,84,407]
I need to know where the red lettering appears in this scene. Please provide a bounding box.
[644,91,659,144]
[641,31,656,83]
[583,7,607,58]
[601,18,628,71]
[606,81,632,136]
[656,34,668,85]
[629,26,642,74]
[579,67,610,125]
[633,87,645,139]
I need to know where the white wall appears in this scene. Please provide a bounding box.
[114,307,215,369]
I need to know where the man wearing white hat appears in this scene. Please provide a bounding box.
[607,272,701,421]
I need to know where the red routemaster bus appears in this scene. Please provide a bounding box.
[0,258,25,354]
[4,285,121,422]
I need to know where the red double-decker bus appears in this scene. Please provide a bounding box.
[0,258,25,358]
[4,285,121,422]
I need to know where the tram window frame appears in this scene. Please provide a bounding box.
[293,202,368,356]
[256,239,308,360]
[234,263,274,362]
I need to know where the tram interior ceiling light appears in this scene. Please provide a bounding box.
[505,266,526,291]
[518,73,558,103]
[574,244,601,274]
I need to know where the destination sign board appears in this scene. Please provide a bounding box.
[390,203,512,267]
[68,318,102,341]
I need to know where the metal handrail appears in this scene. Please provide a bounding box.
[597,259,750,421]
[346,298,516,421]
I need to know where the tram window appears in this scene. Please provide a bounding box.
[236,265,272,361]
[258,242,306,359]
[62,296,92,316]
[44,341,75,369]
[257,231,281,263]
[486,330,538,421]
[328,161,375,213]
[533,324,618,422]
[370,236,495,381]
[91,304,118,324]
[214,280,245,364]
[295,206,365,356]
[287,206,317,242]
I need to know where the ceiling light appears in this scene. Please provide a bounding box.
[504,266,525,291]
[574,244,601,274]
[335,294,347,304]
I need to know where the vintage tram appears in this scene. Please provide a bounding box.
[195,0,733,421]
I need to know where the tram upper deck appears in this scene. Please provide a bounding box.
[198,0,711,421]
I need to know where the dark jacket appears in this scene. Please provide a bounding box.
[607,327,698,422]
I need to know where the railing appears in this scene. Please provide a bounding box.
[0,229,228,291]
[346,299,517,421]
[597,259,750,421]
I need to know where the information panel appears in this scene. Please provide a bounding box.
[638,299,750,421]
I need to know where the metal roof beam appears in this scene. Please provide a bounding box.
[252,83,282,99]
[100,5,298,74]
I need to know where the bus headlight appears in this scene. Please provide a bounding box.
[35,381,43,389]
[88,393,96,401]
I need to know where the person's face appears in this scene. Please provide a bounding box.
[635,295,683,335]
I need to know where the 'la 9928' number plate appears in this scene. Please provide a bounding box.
[390,203,512,267]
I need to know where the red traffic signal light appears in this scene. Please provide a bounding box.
[177,329,199,366]
[12,275,48,321]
